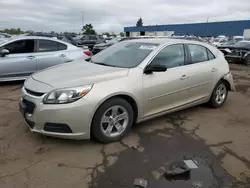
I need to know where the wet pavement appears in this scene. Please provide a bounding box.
[1,64,250,188]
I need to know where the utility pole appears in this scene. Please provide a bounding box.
[81,11,84,27]
[206,16,209,37]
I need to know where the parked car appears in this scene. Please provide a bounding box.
[20,39,235,142]
[217,40,238,48]
[92,37,138,55]
[77,35,105,50]
[212,38,228,47]
[0,33,11,39]
[0,36,89,81]
[219,41,250,65]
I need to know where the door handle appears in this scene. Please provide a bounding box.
[180,75,189,80]
[27,56,35,60]
[211,68,217,72]
[59,54,66,58]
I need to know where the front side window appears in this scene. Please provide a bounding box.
[91,42,159,68]
[38,40,61,52]
[150,44,185,68]
[3,40,35,54]
[188,44,208,63]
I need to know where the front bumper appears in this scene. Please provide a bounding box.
[19,87,95,140]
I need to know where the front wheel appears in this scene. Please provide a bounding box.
[91,98,134,143]
[209,80,228,108]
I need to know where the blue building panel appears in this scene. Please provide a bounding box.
[124,20,250,36]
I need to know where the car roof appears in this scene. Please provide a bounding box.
[123,38,207,45]
[5,35,73,45]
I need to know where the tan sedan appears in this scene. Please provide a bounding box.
[20,39,235,142]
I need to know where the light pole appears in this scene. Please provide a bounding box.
[81,12,84,27]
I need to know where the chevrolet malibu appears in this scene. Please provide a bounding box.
[20,39,235,143]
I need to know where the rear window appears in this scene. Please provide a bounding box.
[91,42,159,68]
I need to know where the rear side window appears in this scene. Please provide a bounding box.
[4,40,35,54]
[38,40,67,52]
[188,44,208,63]
[207,49,215,60]
[58,43,67,50]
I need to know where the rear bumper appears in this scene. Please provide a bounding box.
[223,72,236,91]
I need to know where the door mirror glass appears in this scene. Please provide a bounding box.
[0,49,10,57]
[144,64,167,74]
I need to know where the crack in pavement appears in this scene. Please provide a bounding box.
[0,160,41,179]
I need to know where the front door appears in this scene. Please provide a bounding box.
[0,39,36,79]
[142,44,190,118]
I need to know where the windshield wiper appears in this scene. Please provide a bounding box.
[94,62,116,67]
[86,57,116,67]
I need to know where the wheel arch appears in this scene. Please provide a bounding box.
[90,93,139,128]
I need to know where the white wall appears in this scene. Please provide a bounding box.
[243,29,250,38]
[130,32,140,37]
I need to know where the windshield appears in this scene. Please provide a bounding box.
[224,40,236,45]
[233,42,250,48]
[91,42,159,68]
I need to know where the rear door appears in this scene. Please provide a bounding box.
[0,39,36,79]
[184,44,218,102]
[36,39,69,70]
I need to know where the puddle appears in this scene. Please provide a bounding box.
[89,128,234,188]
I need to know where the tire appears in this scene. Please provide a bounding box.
[209,80,228,108]
[91,98,134,143]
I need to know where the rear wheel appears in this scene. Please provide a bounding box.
[209,80,228,108]
[91,98,134,143]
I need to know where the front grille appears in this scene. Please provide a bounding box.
[23,99,36,114]
[25,88,44,97]
[44,123,73,133]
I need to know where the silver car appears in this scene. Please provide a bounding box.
[0,36,88,81]
[20,39,235,143]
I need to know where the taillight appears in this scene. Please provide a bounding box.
[84,51,92,56]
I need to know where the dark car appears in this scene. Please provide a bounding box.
[77,35,105,50]
[92,37,138,55]
[219,41,250,65]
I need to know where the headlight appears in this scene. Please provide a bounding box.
[43,85,92,104]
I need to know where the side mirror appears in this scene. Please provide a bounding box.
[0,49,10,57]
[144,64,167,74]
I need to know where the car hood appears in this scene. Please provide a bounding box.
[28,60,129,92]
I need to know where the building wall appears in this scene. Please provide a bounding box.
[124,20,250,37]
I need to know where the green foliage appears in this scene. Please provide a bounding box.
[120,32,125,37]
[102,32,111,37]
[82,24,96,35]
[0,28,33,35]
[136,17,143,27]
